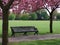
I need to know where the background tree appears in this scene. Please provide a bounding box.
[56,13,60,20]
[29,12,37,20]
[36,9,49,20]
[44,0,60,33]
[52,9,58,20]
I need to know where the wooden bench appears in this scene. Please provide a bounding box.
[11,26,38,36]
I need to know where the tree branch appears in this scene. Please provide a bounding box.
[5,0,15,9]
[55,0,60,8]
[45,7,51,14]
[0,0,4,8]
[5,0,21,9]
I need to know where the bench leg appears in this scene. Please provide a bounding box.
[23,32,27,35]
[11,32,15,37]
[34,31,38,35]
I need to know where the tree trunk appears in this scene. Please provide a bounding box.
[50,13,53,33]
[2,9,9,45]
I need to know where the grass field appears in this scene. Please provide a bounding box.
[0,20,60,36]
[0,20,60,45]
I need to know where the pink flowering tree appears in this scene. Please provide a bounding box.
[43,0,60,33]
[0,0,21,45]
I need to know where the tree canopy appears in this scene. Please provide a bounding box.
[0,0,60,14]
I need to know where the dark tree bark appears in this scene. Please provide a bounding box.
[2,8,9,45]
[0,0,15,45]
[49,9,55,33]
[50,13,53,33]
[46,8,54,33]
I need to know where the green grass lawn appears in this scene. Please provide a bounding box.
[0,20,60,36]
[0,20,60,45]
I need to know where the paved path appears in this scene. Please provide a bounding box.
[0,34,60,42]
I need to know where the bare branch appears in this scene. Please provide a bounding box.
[57,6,60,8]
[0,0,4,8]
[55,0,60,8]
[5,0,15,9]
[5,0,21,9]
[45,7,51,14]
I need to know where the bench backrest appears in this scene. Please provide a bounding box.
[11,26,38,33]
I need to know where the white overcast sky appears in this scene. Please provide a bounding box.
[57,8,60,13]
